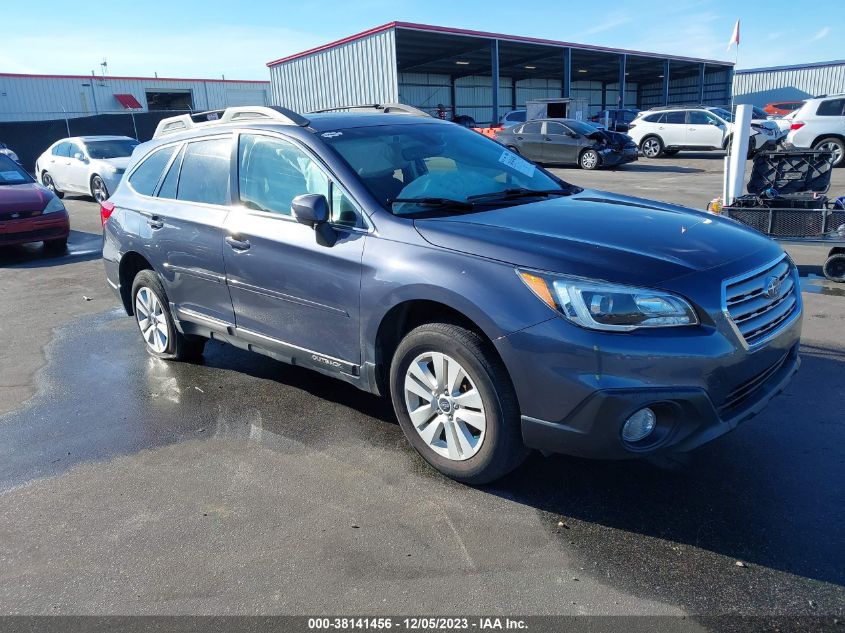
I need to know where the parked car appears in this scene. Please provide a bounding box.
[0,142,21,164]
[500,109,526,128]
[0,153,69,252]
[628,106,776,158]
[103,105,802,484]
[784,94,845,167]
[496,119,638,169]
[764,101,804,116]
[773,110,798,133]
[589,108,640,133]
[35,136,139,202]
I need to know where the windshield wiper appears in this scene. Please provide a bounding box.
[390,197,474,210]
[467,187,572,202]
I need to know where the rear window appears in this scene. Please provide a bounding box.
[0,154,32,184]
[128,145,176,196]
[176,138,231,206]
[506,111,526,122]
[816,99,845,116]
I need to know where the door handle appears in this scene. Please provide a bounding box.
[544,137,552,141]
[225,236,251,251]
[146,216,163,230]
[516,136,524,140]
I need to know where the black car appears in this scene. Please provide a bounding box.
[496,119,638,169]
[590,108,640,133]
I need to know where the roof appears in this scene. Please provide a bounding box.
[736,59,845,74]
[267,21,732,67]
[306,112,447,132]
[0,72,268,84]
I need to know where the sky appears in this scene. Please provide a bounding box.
[2,0,843,81]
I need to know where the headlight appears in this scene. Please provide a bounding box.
[518,269,698,332]
[42,196,65,214]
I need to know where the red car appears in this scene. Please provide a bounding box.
[0,154,69,252]
[763,101,804,116]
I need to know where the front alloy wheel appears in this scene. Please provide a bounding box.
[580,149,600,170]
[403,351,487,461]
[91,175,109,203]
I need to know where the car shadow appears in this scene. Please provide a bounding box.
[613,163,706,174]
[482,343,845,589]
[0,230,102,268]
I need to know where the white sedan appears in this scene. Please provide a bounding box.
[35,136,139,202]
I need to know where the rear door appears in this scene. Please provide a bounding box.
[132,136,236,326]
[541,121,581,163]
[685,110,724,148]
[222,132,366,367]
[511,121,545,160]
[660,111,687,146]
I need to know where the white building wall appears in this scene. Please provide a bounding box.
[0,74,269,122]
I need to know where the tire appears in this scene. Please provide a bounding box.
[44,238,67,254]
[813,137,844,167]
[724,138,755,160]
[41,172,64,199]
[640,136,663,158]
[130,270,206,361]
[579,149,600,170]
[91,175,109,203]
[389,322,527,485]
[663,149,680,156]
[823,254,845,282]
[506,145,520,154]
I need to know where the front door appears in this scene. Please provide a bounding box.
[222,132,365,367]
[685,111,725,149]
[541,121,583,164]
[63,141,89,193]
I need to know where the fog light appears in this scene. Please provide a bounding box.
[622,407,657,442]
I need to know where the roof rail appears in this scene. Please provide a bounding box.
[152,106,309,139]
[309,103,432,118]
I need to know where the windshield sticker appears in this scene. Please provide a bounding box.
[498,151,535,177]
[321,131,343,138]
[0,171,25,182]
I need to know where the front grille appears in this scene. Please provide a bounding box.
[0,210,41,220]
[0,228,63,243]
[724,255,799,347]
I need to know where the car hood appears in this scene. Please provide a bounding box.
[413,189,780,286]
[586,129,633,147]
[94,156,132,170]
[0,182,52,214]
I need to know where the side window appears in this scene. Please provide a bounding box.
[643,113,662,123]
[331,186,362,228]
[544,122,566,135]
[688,111,713,125]
[177,138,231,206]
[157,145,184,199]
[238,134,328,216]
[816,99,845,116]
[68,143,84,160]
[128,145,176,196]
[52,142,70,157]
[664,111,686,124]
[520,121,543,134]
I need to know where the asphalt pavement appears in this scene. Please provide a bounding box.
[0,156,843,625]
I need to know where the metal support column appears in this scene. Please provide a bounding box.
[618,54,627,108]
[662,59,670,105]
[491,39,500,125]
[450,75,457,119]
[698,63,706,104]
[512,82,517,111]
[562,47,571,98]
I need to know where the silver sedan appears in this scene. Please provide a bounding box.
[35,136,139,203]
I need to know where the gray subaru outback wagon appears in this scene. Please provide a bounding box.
[102,105,802,484]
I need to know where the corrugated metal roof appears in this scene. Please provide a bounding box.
[266,22,733,67]
[736,60,845,74]
[0,72,268,84]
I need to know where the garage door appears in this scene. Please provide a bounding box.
[225,89,267,107]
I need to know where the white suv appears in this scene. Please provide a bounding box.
[785,95,845,167]
[628,106,774,158]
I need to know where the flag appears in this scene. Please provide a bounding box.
[727,19,740,52]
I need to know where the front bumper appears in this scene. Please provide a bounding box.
[0,212,70,246]
[601,148,638,166]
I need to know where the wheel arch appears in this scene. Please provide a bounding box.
[118,251,154,315]
[829,246,845,257]
[812,133,845,147]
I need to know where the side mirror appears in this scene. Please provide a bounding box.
[291,193,329,227]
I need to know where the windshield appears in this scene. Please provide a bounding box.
[0,154,33,185]
[321,122,575,216]
[85,139,139,159]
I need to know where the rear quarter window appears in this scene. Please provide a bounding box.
[128,145,176,196]
[643,113,662,123]
[816,99,845,116]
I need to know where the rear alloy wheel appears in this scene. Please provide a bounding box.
[41,172,64,199]
[91,175,109,203]
[814,137,844,167]
[131,270,205,361]
[641,136,663,158]
[579,149,600,170]
[823,254,845,282]
[390,322,527,484]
